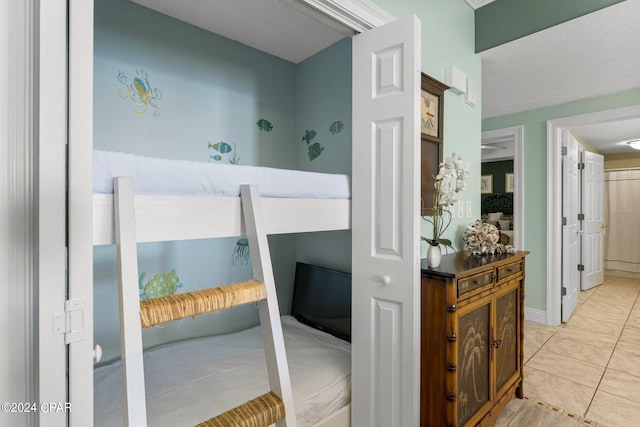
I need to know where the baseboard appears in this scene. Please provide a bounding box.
[524,307,546,324]
[604,269,640,280]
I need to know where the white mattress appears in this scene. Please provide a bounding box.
[94,316,351,427]
[93,150,351,199]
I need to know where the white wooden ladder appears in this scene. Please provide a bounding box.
[113,177,297,427]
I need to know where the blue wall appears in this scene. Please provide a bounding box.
[93,0,351,363]
[294,38,352,273]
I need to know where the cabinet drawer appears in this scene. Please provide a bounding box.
[458,271,494,298]
[497,261,523,282]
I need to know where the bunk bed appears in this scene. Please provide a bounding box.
[92,150,351,246]
[94,317,352,426]
[92,151,353,426]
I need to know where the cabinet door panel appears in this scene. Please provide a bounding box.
[495,283,520,394]
[457,299,492,426]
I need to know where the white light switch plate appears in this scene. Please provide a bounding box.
[466,201,472,219]
[458,201,465,219]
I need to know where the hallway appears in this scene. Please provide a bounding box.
[498,275,640,426]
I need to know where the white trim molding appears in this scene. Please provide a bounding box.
[546,105,640,326]
[38,0,69,425]
[67,0,95,424]
[465,0,497,10]
[4,0,36,423]
[524,307,547,325]
[1,0,11,409]
[281,0,394,33]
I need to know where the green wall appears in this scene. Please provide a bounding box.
[475,0,625,52]
[373,0,482,253]
[483,87,640,312]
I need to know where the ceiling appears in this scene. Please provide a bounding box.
[480,0,640,154]
[569,116,640,155]
[130,0,351,64]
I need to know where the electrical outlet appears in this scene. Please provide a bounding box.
[466,201,472,219]
[458,201,465,219]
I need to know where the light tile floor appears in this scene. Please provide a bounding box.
[501,274,640,426]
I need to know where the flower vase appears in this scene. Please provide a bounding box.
[427,244,442,268]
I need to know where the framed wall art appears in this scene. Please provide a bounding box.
[421,73,449,216]
[505,172,514,193]
[481,175,493,194]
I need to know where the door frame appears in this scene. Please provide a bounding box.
[64,0,398,425]
[4,1,69,425]
[481,126,524,249]
[546,104,640,326]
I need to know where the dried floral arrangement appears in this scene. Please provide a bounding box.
[463,220,516,256]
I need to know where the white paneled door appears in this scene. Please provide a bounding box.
[352,15,421,426]
[582,151,604,290]
[561,131,579,323]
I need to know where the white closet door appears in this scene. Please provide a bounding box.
[562,131,579,322]
[582,151,604,290]
[352,14,421,426]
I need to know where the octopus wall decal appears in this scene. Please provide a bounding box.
[117,69,163,116]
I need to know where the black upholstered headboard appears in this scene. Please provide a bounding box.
[481,193,513,216]
[291,262,351,342]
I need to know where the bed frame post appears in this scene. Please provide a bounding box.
[240,184,297,427]
[114,177,148,426]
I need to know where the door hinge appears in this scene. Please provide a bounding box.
[578,264,585,271]
[53,297,87,344]
[561,287,567,296]
[578,162,585,170]
[562,217,567,226]
[561,147,568,155]
[578,213,585,221]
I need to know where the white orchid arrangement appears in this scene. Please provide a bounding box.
[463,219,516,255]
[422,153,469,251]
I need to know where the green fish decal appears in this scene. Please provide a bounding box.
[208,141,233,153]
[301,129,316,145]
[308,142,324,161]
[211,154,222,161]
[329,121,344,135]
[256,119,273,132]
[139,269,183,301]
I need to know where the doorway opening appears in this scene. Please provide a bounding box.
[481,126,524,250]
[546,104,640,326]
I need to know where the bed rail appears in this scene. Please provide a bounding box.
[94,194,350,245]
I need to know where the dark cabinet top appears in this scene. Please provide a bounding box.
[420,250,529,279]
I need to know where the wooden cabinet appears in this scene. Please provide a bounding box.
[420,251,529,426]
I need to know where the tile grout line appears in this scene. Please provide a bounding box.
[520,277,640,426]
[582,277,640,419]
[525,277,638,424]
